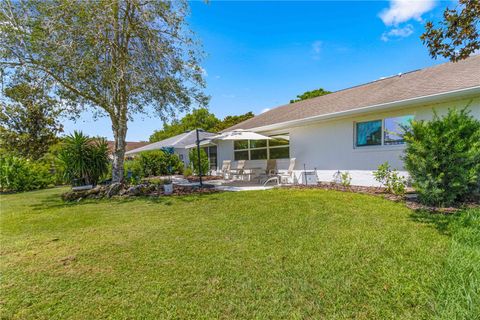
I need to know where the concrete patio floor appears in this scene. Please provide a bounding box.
[172,176,276,192]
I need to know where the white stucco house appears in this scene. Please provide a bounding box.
[213,55,480,186]
[125,129,218,169]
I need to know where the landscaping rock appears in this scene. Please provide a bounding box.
[106,183,123,198]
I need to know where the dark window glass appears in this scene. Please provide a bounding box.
[234,140,248,150]
[356,120,382,147]
[269,147,289,159]
[250,149,267,160]
[384,115,413,145]
[234,150,249,161]
[250,140,267,148]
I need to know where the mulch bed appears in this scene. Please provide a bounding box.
[287,182,479,213]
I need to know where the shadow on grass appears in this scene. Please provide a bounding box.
[30,190,223,211]
[409,210,459,236]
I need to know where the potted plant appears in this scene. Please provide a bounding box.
[163,178,173,195]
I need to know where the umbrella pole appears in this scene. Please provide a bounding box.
[196,128,203,187]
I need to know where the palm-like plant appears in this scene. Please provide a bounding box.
[58,131,109,186]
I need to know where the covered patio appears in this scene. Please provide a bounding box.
[187,129,305,186]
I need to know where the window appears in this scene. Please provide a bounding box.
[234,150,249,161]
[232,134,290,160]
[354,115,414,148]
[356,120,382,147]
[384,115,413,145]
[251,149,268,160]
[268,134,289,159]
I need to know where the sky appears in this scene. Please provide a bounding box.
[62,0,452,141]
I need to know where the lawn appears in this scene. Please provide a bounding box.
[1,188,478,319]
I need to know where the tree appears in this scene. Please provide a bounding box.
[149,108,219,142]
[213,112,255,132]
[0,0,207,182]
[290,88,331,103]
[149,109,254,142]
[0,78,63,160]
[421,0,480,62]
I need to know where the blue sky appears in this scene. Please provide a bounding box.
[63,0,451,141]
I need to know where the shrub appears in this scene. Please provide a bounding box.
[0,154,54,192]
[124,158,142,183]
[58,131,110,186]
[340,171,352,187]
[136,150,183,177]
[188,148,209,175]
[373,162,407,195]
[183,166,193,177]
[403,108,480,206]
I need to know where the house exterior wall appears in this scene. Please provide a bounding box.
[288,97,480,186]
[217,96,479,186]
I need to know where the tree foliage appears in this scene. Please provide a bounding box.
[0,77,63,160]
[0,0,207,182]
[403,108,480,206]
[214,112,255,132]
[290,88,331,103]
[188,147,209,175]
[149,109,254,142]
[421,0,480,62]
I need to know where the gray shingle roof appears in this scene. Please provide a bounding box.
[227,55,480,131]
[125,130,217,155]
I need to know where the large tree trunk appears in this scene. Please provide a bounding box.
[111,120,127,183]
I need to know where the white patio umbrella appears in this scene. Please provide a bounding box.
[184,130,271,148]
[212,129,272,141]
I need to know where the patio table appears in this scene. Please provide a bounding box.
[241,167,264,181]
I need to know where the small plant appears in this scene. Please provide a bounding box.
[373,162,407,195]
[332,170,351,187]
[183,166,193,177]
[340,171,352,187]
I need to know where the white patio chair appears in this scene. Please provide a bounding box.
[221,160,231,180]
[278,158,296,184]
[258,159,278,184]
[230,160,246,180]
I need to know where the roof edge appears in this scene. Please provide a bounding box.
[243,86,480,133]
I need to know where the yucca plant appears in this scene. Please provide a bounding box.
[58,131,109,186]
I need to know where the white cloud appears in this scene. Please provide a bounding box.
[311,40,323,60]
[260,108,271,114]
[379,0,435,26]
[381,24,414,41]
[221,93,235,99]
[214,75,221,79]
[312,40,322,54]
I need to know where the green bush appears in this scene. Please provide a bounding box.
[188,148,209,175]
[183,166,193,177]
[373,162,407,195]
[136,150,183,177]
[340,171,352,187]
[403,108,480,206]
[0,154,54,192]
[58,131,110,186]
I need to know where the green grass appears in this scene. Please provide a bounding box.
[0,188,478,319]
